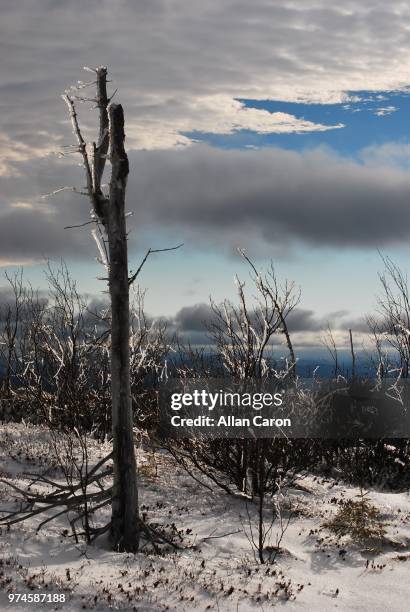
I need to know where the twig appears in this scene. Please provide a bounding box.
[201,529,241,542]
[128,244,184,286]
[64,220,97,230]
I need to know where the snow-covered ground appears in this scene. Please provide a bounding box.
[0,423,409,611]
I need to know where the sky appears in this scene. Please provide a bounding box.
[2,0,410,353]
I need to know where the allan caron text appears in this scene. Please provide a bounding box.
[169,389,291,429]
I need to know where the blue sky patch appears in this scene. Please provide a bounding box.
[183,89,410,157]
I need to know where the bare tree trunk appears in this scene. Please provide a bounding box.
[63,68,139,552]
[62,68,179,551]
[349,328,356,380]
[257,440,266,564]
[1,271,24,396]
[107,103,139,552]
[277,307,297,379]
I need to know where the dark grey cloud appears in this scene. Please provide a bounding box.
[3,143,410,261]
[0,155,100,260]
[171,302,352,335]
[153,301,374,349]
[0,285,21,311]
[0,278,371,347]
[127,145,410,252]
[0,282,49,324]
[286,309,349,333]
[0,207,90,260]
[338,316,371,333]
[174,303,215,332]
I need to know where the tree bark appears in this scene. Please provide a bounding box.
[63,69,139,552]
[107,103,139,552]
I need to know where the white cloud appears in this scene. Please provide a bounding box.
[360,142,410,169]
[10,201,34,210]
[0,132,62,176]
[0,258,40,268]
[374,106,397,116]
[127,96,343,150]
[1,0,410,153]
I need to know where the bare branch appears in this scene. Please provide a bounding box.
[64,220,96,230]
[62,94,94,200]
[41,186,88,199]
[128,243,184,286]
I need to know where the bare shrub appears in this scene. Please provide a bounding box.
[323,488,386,543]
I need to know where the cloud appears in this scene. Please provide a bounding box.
[338,316,371,333]
[0,154,99,261]
[174,303,215,332]
[0,132,63,177]
[3,142,410,260]
[286,309,349,333]
[3,1,410,281]
[0,206,92,261]
[0,285,21,310]
[127,100,344,149]
[0,282,49,323]
[160,302,372,349]
[0,258,39,268]
[2,0,410,154]
[360,142,410,170]
[127,144,410,253]
[374,106,397,116]
[171,303,351,335]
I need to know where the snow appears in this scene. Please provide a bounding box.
[0,423,409,611]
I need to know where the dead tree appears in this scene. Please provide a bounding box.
[206,255,299,496]
[321,324,339,377]
[349,328,356,380]
[209,252,299,381]
[0,270,25,395]
[0,67,181,551]
[376,255,410,378]
[63,67,138,552]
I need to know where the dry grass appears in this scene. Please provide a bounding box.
[323,491,386,543]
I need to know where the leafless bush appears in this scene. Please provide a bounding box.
[163,260,318,498]
[0,264,170,440]
[208,252,299,381]
[243,476,293,564]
